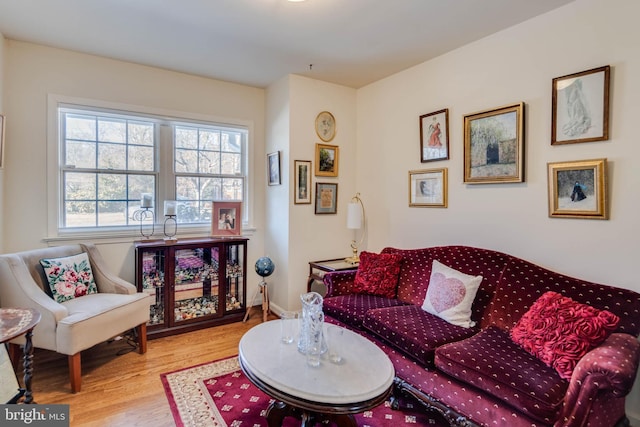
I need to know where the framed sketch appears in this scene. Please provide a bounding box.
[0,114,5,169]
[547,158,607,219]
[294,160,312,204]
[315,143,339,177]
[409,168,448,207]
[464,102,525,184]
[552,65,610,145]
[315,111,336,142]
[267,151,281,186]
[420,109,449,162]
[211,201,242,236]
[315,182,338,214]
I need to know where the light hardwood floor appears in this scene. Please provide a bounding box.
[16,312,277,426]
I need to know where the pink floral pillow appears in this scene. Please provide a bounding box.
[40,253,98,304]
[353,251,403,298]
[510,291,620,380]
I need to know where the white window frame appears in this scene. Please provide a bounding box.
[46,94,255,242]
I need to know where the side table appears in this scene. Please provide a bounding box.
[307,259,359,293]
[1,308,41,404]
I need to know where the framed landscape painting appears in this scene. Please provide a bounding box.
[315,143,339,177]
[547,158,607,219]
[420,109,449,162]
[463,102,525,184]
[552,65,610,145]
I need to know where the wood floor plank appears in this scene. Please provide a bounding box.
[13,313,276,426]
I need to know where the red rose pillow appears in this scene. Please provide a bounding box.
[510,291,620,380]
[353,251,403,298]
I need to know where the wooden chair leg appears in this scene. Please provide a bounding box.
[136,323,147,354]
[68,353,81,393]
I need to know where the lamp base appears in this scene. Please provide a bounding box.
[163,237,178,244]
[344,255,360,265]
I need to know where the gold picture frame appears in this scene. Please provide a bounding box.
[552,65,610,145]
[315,111,336,142]
[409,168,448,207]
[211,201,242,236]
[463,102,525,184]
[547,158,607,219]
[315,143,339,177]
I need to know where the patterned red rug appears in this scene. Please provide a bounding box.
[161,356,450,427]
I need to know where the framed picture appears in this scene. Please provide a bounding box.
[552,65,610,145]
[0,114,5,169]
[267,151,281,186]
[315,111,336,142]
[315,143,339,177]
[420,108,449,162]
[211,201,242,236]
[463,102,525,184]
[409,168,448,207]
[315,182,338,214]
[547,158,607,219]
[294,160,312,204]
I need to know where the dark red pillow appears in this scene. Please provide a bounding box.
[353,251,403,298]
[510,291,620,380]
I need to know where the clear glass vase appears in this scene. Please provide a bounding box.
[297,291,327,355]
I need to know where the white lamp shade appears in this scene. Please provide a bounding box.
[347,202,362,229]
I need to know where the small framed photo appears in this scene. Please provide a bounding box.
[315,143,339,177]
[267,151,281,186]
[464,102,525,184]
[547,158,607,219]
[294,160,312,204]
[315,182,338,214]
[420,108,449,162]
[409,168,448,207]
[211,201,242,236]
[552,65,610,145]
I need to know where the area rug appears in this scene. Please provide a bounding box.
[161,356,450,427]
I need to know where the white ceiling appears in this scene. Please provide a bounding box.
[0,0,574,89]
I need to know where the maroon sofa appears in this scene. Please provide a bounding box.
[322,246,640,427]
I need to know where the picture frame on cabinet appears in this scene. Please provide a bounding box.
[463,102,525,184]
[315,143,339,177]
[211,201,242,236]
[552,65,610,145]
[267,151,281,186]
[409,168,448,207]
[420,109,449,162]
[547,158,607,219]
[315,182,338,214]
[294,160,312,204]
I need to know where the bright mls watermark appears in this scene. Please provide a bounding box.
[1,405,69,426]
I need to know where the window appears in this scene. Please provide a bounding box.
[59,105,247,232]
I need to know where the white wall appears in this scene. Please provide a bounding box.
[2,41,266,296]
[356,0,640,421]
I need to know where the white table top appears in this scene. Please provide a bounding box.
[239,320,394,405]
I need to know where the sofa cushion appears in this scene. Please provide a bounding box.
[40,252,98,304]
[486,258,640,336]
[435,326,568,424]
[323,294,407,328]
[353,251,403,298]
[421,260,482,328]
[510,291,620,380]
[363,305,478,366]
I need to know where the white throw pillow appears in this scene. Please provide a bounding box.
[421,260,483,328]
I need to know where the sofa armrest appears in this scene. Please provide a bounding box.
[323,270,358,297]
[555,333,640,427]
[81,243,137,295]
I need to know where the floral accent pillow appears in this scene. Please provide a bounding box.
[510,291,620,380]
[421,260,483,328]
[353,251,403,298]
[40,253,98,303]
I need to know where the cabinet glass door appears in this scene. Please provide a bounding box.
[173,247,220,323]
[225,244,244,312]
[140,250,165,326]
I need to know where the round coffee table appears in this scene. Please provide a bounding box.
[238,320,394,427]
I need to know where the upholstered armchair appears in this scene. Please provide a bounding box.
[0,243,150,393]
